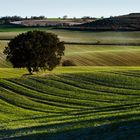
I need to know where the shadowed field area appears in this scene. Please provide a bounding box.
[0,67,140,139]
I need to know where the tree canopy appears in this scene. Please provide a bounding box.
[4,30,65,74]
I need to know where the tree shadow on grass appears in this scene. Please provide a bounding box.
[1,117,140,140]
[21,73,33,77]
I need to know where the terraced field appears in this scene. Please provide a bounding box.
[0,67,140,139]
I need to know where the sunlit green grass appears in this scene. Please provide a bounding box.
[0,67,140,139]
[0,66,140,78]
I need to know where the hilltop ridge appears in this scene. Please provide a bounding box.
[73,13,140,31]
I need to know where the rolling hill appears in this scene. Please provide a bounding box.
[0,67,140,139]
[1,42,140,68]
[71,13,140,31]
[0,25,140,139]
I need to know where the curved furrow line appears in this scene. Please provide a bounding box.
[71,103,140,116]
[48,75,140,98]
[1,76,138,114]
[29,97,85,110]
[31,76,125,100]
[63,75,140,98]
[0,79,108,109]
[21,77,132,104]
[68,74,140,92]
[4,77,138,116]
[0,99,48,120]
[94,72,140,86]
[8,79,89,110]
[16,77,140,117]
[1,103,140,131]
[26,78,131,103]
[2,105,139,131]
[29,76,97,93]
[54,72,136,90]
[80,73,140,95]
[6,74,139,108]
[0,69,140,139]
[104,70,140,80]
[60,72,140,87]
[0,86,69,114]
[6,78,118,106]
[108,71,140,78]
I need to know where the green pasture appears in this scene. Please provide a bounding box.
[0,66,140,79]
[0,26,140,44]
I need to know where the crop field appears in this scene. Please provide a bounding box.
[64,45,140,66]
[0,27,140,139]
[0,67,140,139]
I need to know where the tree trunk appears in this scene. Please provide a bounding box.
[27,66,33,75]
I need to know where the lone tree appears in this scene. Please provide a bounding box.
[4,31,65,74]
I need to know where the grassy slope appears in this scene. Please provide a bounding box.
[1,42,140,67]
[64,45,140,66]
[0,67,140,139]
[0,41,12,67]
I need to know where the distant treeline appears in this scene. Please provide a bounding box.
[0,16,23,24]
[0,16,46,24]
[0,16,97,25]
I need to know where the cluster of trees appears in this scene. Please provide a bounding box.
[0,16,23,24]
[0,16,46,24]
[30,16,46,20]
[0,15,97,25]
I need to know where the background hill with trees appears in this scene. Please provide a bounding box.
[65,13,140,31]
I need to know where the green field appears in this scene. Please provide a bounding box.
[0,27,140,44]
[0,27,140,67]
[64,45,140,66]
[0,67,140,139]
[0,28,140,139]
[1,42,140,67]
